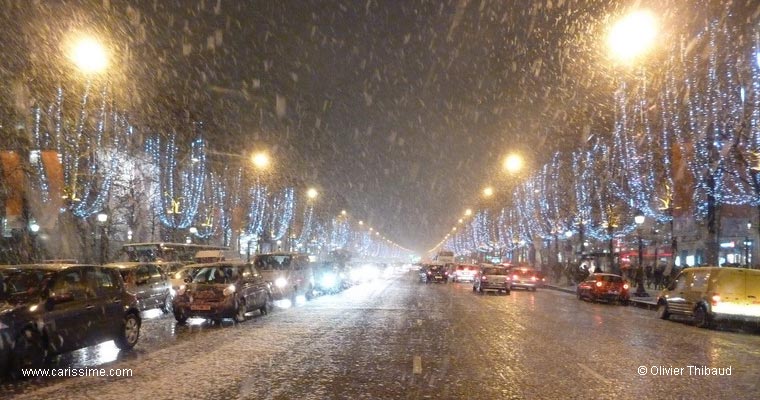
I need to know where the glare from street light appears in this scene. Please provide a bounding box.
[306,188,318,199]
[483,186,494,197]
[341,210,347,216]
[607,10,658,64]
[251,152,271,170]
[503,154,524,174]
[464,208,473,216]
[70,36,108,74]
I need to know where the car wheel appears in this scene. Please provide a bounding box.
[160,292,173,314]
[693,306,713,329]
[115,313,141,350]
[234,299,247,323]
[656,302,670,320]
[10,329,47,378]
[174,308,188,324]
[260,294,274,315]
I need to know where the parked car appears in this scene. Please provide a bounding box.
[253,253,315,300]
[510,267,541,291]
[577,273,630,304]
[473,265,511,295]
[104,262,174,314]
[451,264,478,282]
[173,262,273,324]
[0,264,140,379]
[313,262,348,294]
[656,267,760,328]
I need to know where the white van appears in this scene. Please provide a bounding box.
[657,267,760,328]
[253,253,314,300]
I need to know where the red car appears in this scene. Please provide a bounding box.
[577,273,630,304]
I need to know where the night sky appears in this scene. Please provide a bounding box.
[2,0,714,252]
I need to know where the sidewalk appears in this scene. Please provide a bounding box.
[544,282,659,310]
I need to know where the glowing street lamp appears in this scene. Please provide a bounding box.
[70,36,109,75]
[251,152,271,170]
[483,186,494,198]
[503,153,524,174]
[607,10,658,64]
[306,188,318,199]
[464,209,473,217]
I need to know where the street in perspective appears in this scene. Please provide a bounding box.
[3,1,760,399]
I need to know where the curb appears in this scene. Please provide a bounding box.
[545,284,658,310]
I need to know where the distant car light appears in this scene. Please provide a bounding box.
[320,273,337,288]
[275,277,288,288]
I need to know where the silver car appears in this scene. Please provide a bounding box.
[253,253,315,300]
[473,265,511,295]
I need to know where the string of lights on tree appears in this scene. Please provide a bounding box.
[147,133,207,229]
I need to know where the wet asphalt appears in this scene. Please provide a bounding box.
[4,270,760,399]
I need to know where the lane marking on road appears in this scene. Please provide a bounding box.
[577,363,610,384]
[413,355,422,374]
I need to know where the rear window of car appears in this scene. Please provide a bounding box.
[482,267,507,275]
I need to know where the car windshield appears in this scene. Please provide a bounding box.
[596,275,623,283]
[254,255,293,271]
[192,266,239,284]
[0,269,51,302]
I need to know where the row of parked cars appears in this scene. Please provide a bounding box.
[0,253,371,379]
[576,267,760,331]
[418,263,546,295]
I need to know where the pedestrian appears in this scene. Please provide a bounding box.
[645,264,653,288]
[653,264,664,290]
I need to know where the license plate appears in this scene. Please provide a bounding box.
[191,304,211,311]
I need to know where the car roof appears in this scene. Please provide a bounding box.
[190,261,249,268]
[0,263,97,271]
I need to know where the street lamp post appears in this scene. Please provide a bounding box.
[746,221,752,268]
[97,212,109,264]
[29,222,40,262]
[634,213,647,296]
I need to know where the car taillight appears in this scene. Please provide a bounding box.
[623,283,629,290]
[531,276,537,281]
[595,281,603,287]
[481,276,487,280]
[711,294,721,306]
[513,274,519,280]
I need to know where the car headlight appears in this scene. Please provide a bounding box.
[223,284,236,296]
[275,277,288,288]
[321,274,337,288]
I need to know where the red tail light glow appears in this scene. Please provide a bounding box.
[623,283,630,290]
[711,294,721,306]
[531,276,537,281]
[595,281,603,287]
[513,274,519,280]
